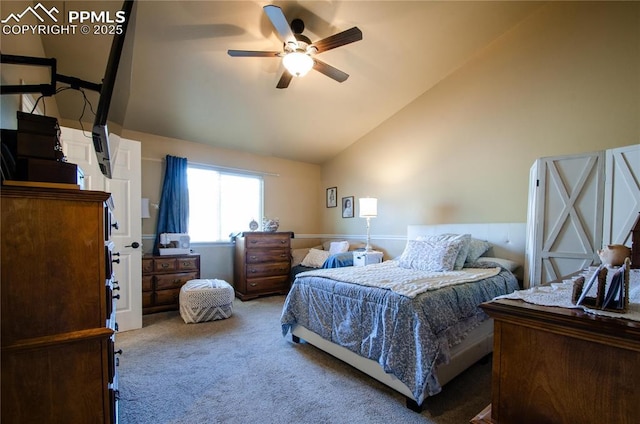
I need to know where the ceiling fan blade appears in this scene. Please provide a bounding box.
[263,5,297,48]
[276,71,293,89]
[228,50,280,57]
[313,59,349,83]
[311,27,362,54]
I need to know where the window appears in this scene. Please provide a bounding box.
[187,166,263,242]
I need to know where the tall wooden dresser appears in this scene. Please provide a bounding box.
[142,253,200,314]
[1,185,119,423]
[234,231,293,300]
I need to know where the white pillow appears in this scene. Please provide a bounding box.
[329,241,350,255]
[417,233,471,270]
[291,248,310,267]
[475,257,520,272]
[398,239,464,272]
[301,248,331,268]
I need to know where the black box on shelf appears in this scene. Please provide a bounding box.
[16,111,60,137]
[15,157,78,184]
[16,132,63,160]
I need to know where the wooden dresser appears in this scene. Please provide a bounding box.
[1,185,119,423]
[234,231,293,300]
[479,297,640,424]
[142,253,200,314]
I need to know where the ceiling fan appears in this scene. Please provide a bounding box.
[228,5,363,89]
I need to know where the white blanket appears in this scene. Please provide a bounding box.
[296,260,501,298]
[495,269,640,322]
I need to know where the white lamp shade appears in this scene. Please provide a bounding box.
[359,197,378,218]
[282,52,314,77]
[141,198,151,218]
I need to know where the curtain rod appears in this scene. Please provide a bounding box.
[141,157,280,177]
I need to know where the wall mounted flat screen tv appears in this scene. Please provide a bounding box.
[92,0,135,179]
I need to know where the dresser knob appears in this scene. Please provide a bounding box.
[113,294,120,300]
[112,258,120,264]
[250,283,257,287]
[115,349,123,356]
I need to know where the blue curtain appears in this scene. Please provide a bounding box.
[154,155,189,254]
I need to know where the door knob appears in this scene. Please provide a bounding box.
[125,242,140,249]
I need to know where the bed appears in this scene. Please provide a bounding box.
[280,223,526,411]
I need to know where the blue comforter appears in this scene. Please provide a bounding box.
[281,263,518,403]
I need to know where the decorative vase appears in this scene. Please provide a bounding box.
[263,217,279,232]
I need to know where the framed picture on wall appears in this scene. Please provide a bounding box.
[342,196,354,218]
[327,187,337,208]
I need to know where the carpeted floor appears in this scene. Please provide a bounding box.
[116,295,491,424]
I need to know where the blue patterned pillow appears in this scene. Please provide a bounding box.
[417,233,471,270]
[465,238,491,263]
[398,239,464,272]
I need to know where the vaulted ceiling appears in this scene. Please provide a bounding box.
[37,1,542,164]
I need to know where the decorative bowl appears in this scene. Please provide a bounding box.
[263,218,279,232]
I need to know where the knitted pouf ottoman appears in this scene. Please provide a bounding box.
[179,279,234,324]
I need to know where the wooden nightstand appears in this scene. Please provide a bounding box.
[353,250,383,266]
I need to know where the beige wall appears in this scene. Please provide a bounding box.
[123,129,322,239]
[321,1,639,258]
[4,1,638,269]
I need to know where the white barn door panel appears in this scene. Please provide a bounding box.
[603,144,640,246]
[525,151,605,287]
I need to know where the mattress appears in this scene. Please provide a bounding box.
[281,263,519,403]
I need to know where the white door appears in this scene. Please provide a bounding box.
[603,144,640,246]
[61,127,142,331]
[525,151,605,287]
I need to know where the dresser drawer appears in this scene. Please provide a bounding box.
[142,258,154,273]
[155,288,181,306]
[246,262,290,278]
[142,291,153,308]
[246,249,290,263]
[155,272,199,290]
[246,275,289,293]
[142,254,201,314]
[245,234,291,249]
[176,256,199,271]
[154,257,178,272]
[142,275,153,292]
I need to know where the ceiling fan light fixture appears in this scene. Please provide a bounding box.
[282,51,314,77]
